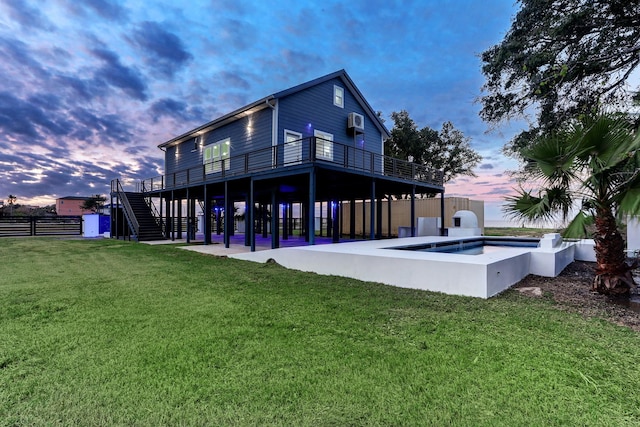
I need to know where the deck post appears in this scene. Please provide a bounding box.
[349,198,356,239]
[289,203,294,237]
[177,197,182,239]
[224,181,230,248]
[302,202,308,241]
[171,191,175,241]
[326,201,332,239]
[332,201,339,243]
[370,180,375,240]
[387,196,392,238]
[165,196,170,241]
[319,201,323,237]
[159,194,163,238]
[244,193,250,246]
[112,192,117,240]
[376,196,383,239]
[339,201,344,237]
[189,197,196,241]
[362,198,366,239]
[204,185,211,245]
[249,178,255,252]
[411,185,416,237]
[308,168,316,245]
[271,190,279,249]
[186,188,191,244]
[440,191,445,236]
[282,202,288,240]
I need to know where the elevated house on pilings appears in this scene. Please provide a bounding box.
[110,70,445,248]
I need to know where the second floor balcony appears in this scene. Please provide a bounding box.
[141,136,444,193]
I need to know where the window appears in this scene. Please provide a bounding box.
[333,85,344,108]
[314,130,334,161]
[283,130,302,165]
[203,138,230,173]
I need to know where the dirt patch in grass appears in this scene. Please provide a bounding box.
[513,261,640,332]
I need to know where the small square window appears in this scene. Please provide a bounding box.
[334,85,344,108]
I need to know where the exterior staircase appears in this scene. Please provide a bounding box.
[121,192,165,241]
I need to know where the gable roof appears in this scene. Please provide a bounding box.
[158,69,390,149]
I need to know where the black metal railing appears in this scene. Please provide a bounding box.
[146,196,165,235]
[112,179,140,240]
[140,137,444,193]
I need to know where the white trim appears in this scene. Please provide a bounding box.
[283,129,303,165]
[333,85,344,108]
[381,135,385,174]
[203,137,230,174]
[271,101,278,147]
[284,129,302,140]
[314,129,334,161]
[271,100,278,167]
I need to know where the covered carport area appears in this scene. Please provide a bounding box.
[148,161,444,252]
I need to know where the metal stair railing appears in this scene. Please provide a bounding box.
[114,179,140,241]
[145,196,166,236]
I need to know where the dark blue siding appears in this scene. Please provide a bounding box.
[164,107,272,175]
[277,77,383,155]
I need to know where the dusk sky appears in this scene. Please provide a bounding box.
[0,0,528,221]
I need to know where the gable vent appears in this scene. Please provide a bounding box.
[348,112,364,132]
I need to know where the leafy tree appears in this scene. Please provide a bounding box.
[384,110,482,184]
[81,194,107,213]
[504,114,640,296]
[7,194,16,216]
[480,0,640,157]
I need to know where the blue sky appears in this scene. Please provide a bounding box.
[0,0,526,221]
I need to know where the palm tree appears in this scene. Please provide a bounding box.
[504,114,640,296]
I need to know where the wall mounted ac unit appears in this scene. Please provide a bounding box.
[348,112,365,132]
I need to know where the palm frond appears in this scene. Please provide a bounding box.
[523,135,578,187]
[503,186,572,223]
[562,210,594,239]
[618,187,640,218]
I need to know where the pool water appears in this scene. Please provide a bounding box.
[391,238,540,256]
[433,244,514,255]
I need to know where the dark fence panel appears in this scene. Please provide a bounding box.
[0,216,82,237]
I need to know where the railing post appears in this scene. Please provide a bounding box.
[270,145,275,168]
[310,137,316,162]
[370,152,374,173]
[344,145,348,168]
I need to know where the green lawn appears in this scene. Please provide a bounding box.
[1,238,639,426]
[484,227,560,237]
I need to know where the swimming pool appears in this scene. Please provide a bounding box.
[231,235,580,298]
[390,237,540,255]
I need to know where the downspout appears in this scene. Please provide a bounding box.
[264,98,278,166]
[266,97,277,153]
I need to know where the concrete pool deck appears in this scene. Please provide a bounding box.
[227,236,579,298]
[167,234,592,299]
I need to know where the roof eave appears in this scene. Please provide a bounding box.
[158,96,275,149]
